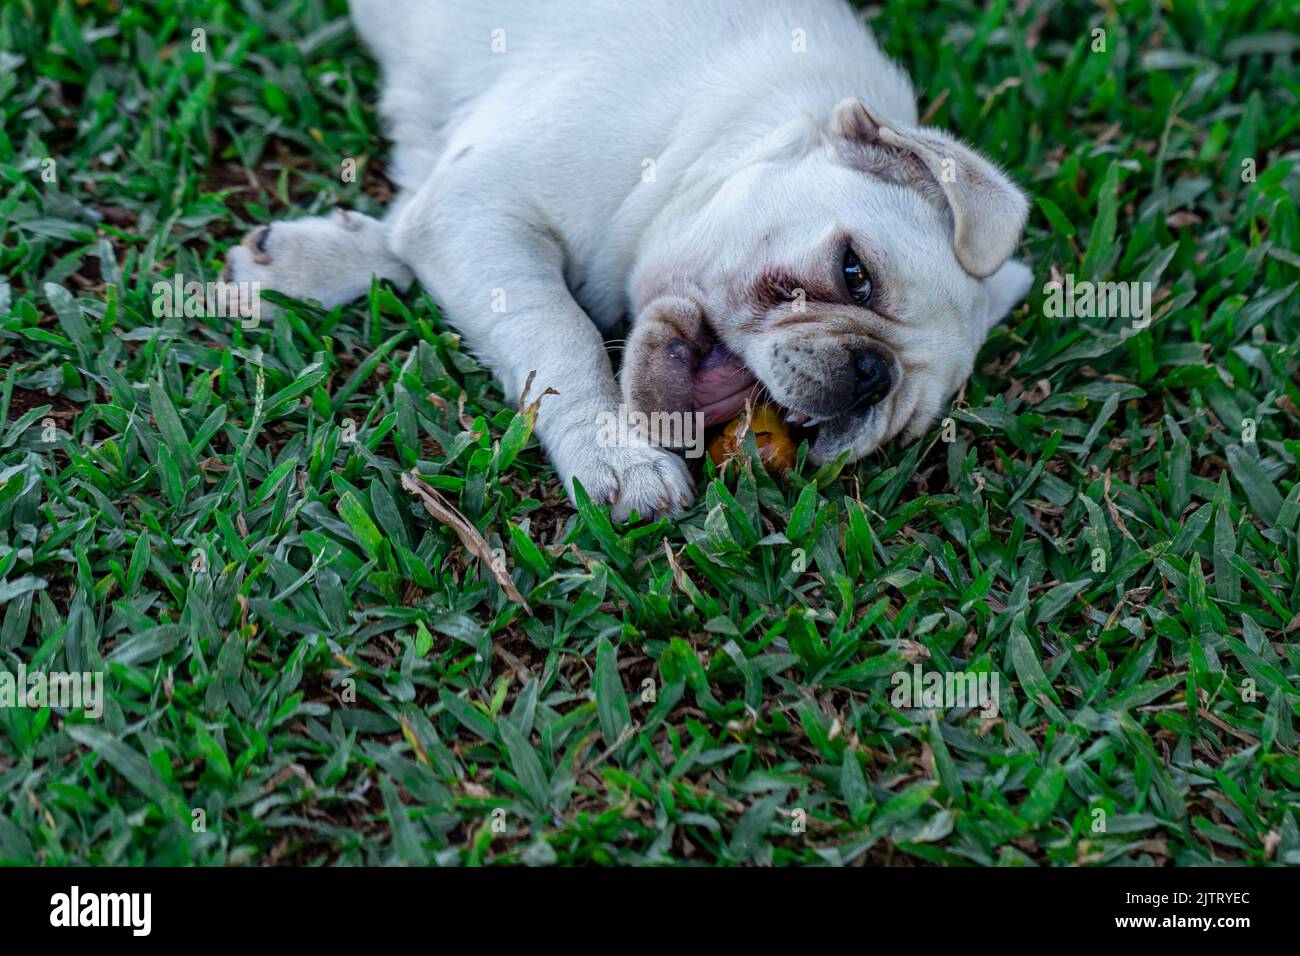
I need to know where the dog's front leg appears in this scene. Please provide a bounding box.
[390,188,694,521]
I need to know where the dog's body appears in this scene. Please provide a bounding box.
[227,0,1033,519]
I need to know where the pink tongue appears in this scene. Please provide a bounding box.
[693,343,758,426]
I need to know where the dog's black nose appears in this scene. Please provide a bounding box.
[851,349,892,409]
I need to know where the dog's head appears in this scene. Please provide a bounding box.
[623,98,1032,463]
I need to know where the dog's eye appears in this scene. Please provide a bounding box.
[842,247,874,306]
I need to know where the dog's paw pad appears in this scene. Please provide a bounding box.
[240,226,273,264]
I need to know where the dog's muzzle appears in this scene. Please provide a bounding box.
[851,348,892,410]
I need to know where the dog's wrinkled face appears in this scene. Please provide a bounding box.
[623,99,1032,464]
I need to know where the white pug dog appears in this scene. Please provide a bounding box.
[226,0,1032,520]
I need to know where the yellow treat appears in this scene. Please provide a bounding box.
[707,404,797,473]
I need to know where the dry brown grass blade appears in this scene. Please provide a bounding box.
[517,368,558,418]
[400,470,532,615]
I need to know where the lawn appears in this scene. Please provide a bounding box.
[0,0,1297,866]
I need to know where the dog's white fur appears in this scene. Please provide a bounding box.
[227,0,1033,520]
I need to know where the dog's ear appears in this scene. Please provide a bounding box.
[830,98,1028,279]
[983,258,1033,331]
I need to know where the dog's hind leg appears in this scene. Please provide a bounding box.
[224,208,413,311]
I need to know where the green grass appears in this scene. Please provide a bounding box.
[1,0,1298,866]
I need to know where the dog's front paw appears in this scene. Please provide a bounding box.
[559,441,695,522]
[223,211,411,313]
